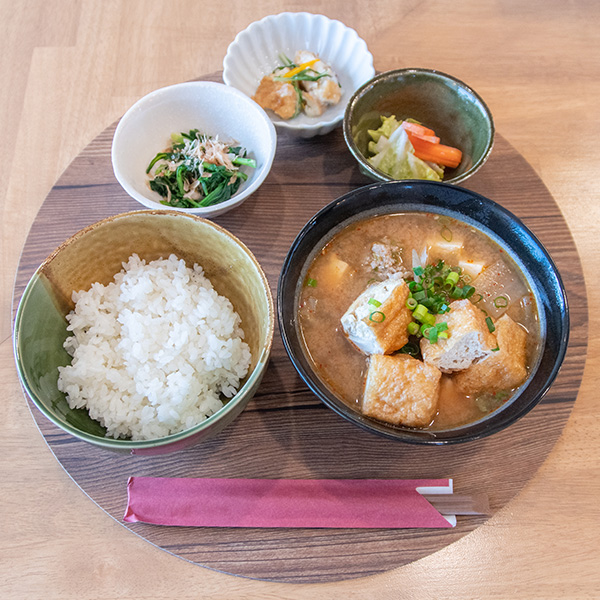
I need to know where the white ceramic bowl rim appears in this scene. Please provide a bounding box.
[223,12,375,136]
[111,81,276,217]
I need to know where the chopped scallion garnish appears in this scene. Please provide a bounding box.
[369,310,386,323]
[441,226,453,242]
[368,298,382,308]
[493,295,509,308]
[445,271,459,286]
[486,316,495,332]
[462,285,475,299]
[399,342,420,356]
[407,321,420,336]
[412,304,429,323]
[306,278,317,287]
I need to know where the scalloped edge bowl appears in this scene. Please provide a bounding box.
[223,12,375,138]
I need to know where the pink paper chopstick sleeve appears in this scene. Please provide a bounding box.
[124,478,453,529]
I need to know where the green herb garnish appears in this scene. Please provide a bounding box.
[146,129,256,209]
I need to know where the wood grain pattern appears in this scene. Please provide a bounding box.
[4,2,600,598]
[12,74,587,583]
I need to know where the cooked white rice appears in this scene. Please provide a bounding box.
[57,253,252,440]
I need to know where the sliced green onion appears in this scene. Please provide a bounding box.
[406,297,418,310]
[413,304,429,322]
[445,271,459,286]
[306,277,317,287]
[369,311,386,323]
[441,226,453,242]
[413,266,424,277]
[421,324,433,337]
[437,322,448,332]
[491,344,500,352]
[399,342,419,356]
[473,293,483,304]
[412,290,427,302]
[438,331,449,339]
[451,286,464,299]
[424,313,436,326]
[493,295,509,308]
[462,285,475,299]
[407,321,420,336]
[428,327,439,343]
[486,316,495,332]
[408,281,422,292]
[368,298,382,308]
[420,297,434,309]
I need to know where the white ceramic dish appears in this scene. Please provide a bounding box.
[111,81,277,218]
[223,12,375,138]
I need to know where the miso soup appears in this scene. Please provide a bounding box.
[297,212,540,430]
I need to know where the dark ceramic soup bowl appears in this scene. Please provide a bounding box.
[278,181,568,444]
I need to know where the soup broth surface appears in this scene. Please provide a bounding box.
[298,212,539,430]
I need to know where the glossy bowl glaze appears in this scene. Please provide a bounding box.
[14,211,274,454]
[344,69,494,184]
[223,12,375,138]
[111,81,276,217]
[278,181,568,444]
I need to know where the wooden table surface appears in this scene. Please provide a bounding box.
[2,1,599,598]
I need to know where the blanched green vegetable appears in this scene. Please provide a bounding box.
[146,129,256,209]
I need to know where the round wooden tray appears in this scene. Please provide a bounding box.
[13,74,587,583]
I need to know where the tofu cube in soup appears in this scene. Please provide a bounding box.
[421,299,496,373]
[341,278,412,355]
[320,254,350,287]
[453,314,528,395]
[363,354,442,427]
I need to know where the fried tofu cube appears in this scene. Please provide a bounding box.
[341,278,413,355]
[252,74,298,120]
[421,299,497,373]
[363,354,442,427]
[453,314,528,394]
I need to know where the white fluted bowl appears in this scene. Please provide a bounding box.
[223,13,375,138]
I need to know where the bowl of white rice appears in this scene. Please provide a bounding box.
[13,210,274,454]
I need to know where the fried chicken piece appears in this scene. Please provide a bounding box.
[252,73,298,120]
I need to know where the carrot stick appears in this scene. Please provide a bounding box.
[401,121,437,139]
[408,134,462,168]
[283,59,319,78]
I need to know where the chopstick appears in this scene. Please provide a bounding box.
[422,493,490,515]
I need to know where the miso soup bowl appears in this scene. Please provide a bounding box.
[13,211,275,455]
[278,181,569,444]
